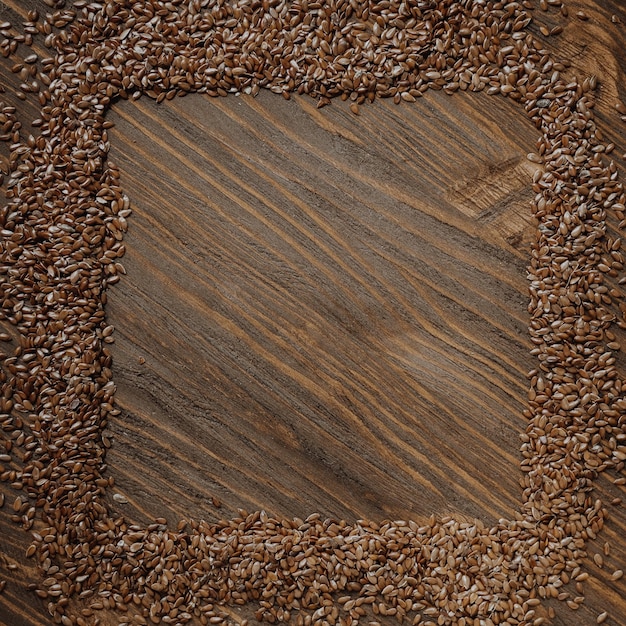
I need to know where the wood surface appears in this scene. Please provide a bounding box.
[1,0,626,625]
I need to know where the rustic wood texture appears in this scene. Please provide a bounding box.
[1,0,626,625]
[105,87,536,526]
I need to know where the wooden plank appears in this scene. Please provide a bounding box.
[0,0,625,625]
[104,88,535,526]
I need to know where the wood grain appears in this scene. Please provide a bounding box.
[1,0,626,625]
[104,87,535,527]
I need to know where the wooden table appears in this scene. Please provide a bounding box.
[1,0,625,624]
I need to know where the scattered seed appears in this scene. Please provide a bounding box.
[0,2,625,626]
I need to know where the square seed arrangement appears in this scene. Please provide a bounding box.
[1,1,626,625]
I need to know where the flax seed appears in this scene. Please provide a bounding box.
[0,1,625,626]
